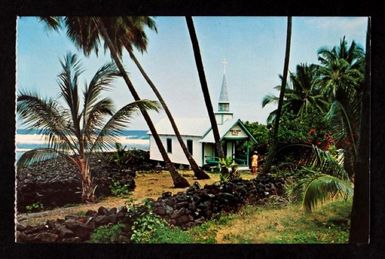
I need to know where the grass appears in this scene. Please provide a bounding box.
[143,198,352,244]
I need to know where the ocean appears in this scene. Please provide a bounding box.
[15,129,150,161]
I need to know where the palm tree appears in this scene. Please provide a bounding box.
[318,38,365,179]
[349,17,370,244]
[17,53,160,202]
[42,17,190,187]
[185,16,225,160]
[262,64,328,125]
[102,17,209,179]
[96,18,190,187]
[263,16,292,173]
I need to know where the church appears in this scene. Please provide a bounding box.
[148,68,257,170]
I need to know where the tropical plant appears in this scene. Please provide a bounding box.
[89,223,125,243]
[17,53,160,202]
[286,145,352,212]
[40,16,190,188]
[262,64,329,125]
[218,158,240,182]
[185,16,225,160]
[318,36,364,98]
[109,180,131,197]
[263,16,292,173]
[318,37,365,179]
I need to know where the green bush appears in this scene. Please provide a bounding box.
[25,202,43,213]
[109,180,131,197]
[130,213,168,243]
[109,143,150,169]
[89,223,124,243]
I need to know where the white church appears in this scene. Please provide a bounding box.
[148,67,257,170]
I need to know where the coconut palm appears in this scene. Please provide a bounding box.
[41,16,190,187]
[286,64,328,117]
[262,64,328,125]
[185,16,225,160]
[318,38,365,179]
[318,36,364,99]
[99,17,210,179]
[17,53,160,202]
[263,16,292,173]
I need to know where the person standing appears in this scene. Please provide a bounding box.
[251,151,259,176]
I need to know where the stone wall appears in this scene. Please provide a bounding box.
[152,173,286,229]
[16,155,135,212]
[17,173,286,243]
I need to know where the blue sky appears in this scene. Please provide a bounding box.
[17,16,368,130]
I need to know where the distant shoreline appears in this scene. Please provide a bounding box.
[15,130,150,160]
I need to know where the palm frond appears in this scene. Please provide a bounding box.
[39,16,62,31]
[303,174,353,212]
[63,17,101,56]
[17,148,73,168]
[17,91,77,154]
[325,100,357,156]
[58,53,83,139]
[83,97,115,146]
[262,94,278,108]
[90,99,160,152]
[82,62,119,130]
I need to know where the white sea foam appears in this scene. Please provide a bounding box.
[15,134,149,147]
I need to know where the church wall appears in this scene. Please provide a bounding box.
[149,135,203,167]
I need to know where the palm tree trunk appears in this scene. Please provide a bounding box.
[78,157,95,203]
[97,19,189,188]
[127,49,210,179]
[349,17,370,244]
[185,16,224,160]
[263,16,292,174]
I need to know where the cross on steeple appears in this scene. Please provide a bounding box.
[222,58,228,74]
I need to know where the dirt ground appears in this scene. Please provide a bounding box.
[17,170,254,226]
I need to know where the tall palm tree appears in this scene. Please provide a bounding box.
[185,16,225,160]
[349,17,370,244]
[102,17,209,179]
[318,36,364,100]
[42,17,190,187]
[263,16,292,173]
[262,64,328,125]
[17,53,160,202]
[96,18,190,187]
[318,38,365,179]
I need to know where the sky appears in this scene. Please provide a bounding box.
[16,16,368,130]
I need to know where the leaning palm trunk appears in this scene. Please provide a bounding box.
[263,16,292,174]
[185,16,224,160]
[97,19,190,187]
[127,49,210,179]
[349,17,370,244]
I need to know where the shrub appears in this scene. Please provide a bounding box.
[109,180,131,197]
[89,223,124,243]
[25,202,43,213]
[130,213,168,243]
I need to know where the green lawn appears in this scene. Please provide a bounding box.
[143,198,351,244]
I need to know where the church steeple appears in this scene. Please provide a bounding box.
[218,74,230,112]
[215,59,233,124]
